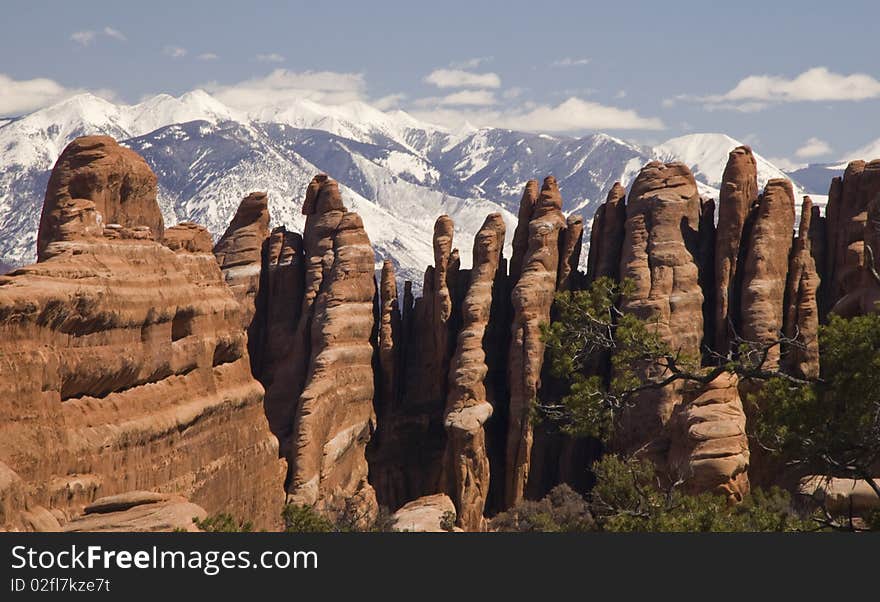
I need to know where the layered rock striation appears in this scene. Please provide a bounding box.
[0,137,285,531]
[739,179,795,370]
[505,177,567,507]
[616,162,705,456]
[443,213,506,530]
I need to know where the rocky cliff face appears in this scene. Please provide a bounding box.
[825,160,880,317]
[783,197,821,379]
[213,192,271,370]
[0,137,285,531]
[668,373,749,501]
[287,207,378,523]
[256,226,305,446]
[616,162,705,456]
[213,192,270,330]
[6,131,880,532]
[234,176,380,524]
[505,177,567,507]
[714,146,758,352]
[740,179,795,370]
[586,182,626,283]
[443,213,505,530]
[37,136,164,261]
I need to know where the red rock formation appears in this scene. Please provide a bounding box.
[505,176,566,507]
[391,494,457,532]
[37,136,163,261]
[213,192,271,330]
[444,213,505,530]
[261,176,348,461]
[714,146,758,353]
[0,137,285,531]
[823,175,844,314]
[372,215,461,509]
[378,260,401,416]
[783,197,821,379]
[799,476,880,517]
[286,182,378,523]
[162,222,214,253]
[667,373,750,501]
[586,182,626,283]
[509,180,539,284]
[616,162,704,455]
[808,203,829,318]
[257,227,305,443]
[405,215,458,406]
[557,214,584,291]
[60,492,207,532]
[740,179,795,369]
[826,160,880,315]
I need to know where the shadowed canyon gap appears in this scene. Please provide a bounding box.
[1,135,880,530]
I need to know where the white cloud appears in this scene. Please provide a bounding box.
[70,31,96,46]
[551,57,591,67]
[424,69,501,89]
[103,26,126,41]
[197,53,219,61]
[163,46,187,58]
[767,156,806,172]
[795,137,833,159]
[498,98,664,131]
[256,53,285,63]
[373,93,407,110]
[416,90,497,107]
[682,67,880,111]
[0,74,70,115]
[71,27,126,45]
[411,97,664,132]
[614,90,627,99]
[0,73,114,116]
[207,69,367,110]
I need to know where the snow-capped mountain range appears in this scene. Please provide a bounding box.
[0,90,826,280]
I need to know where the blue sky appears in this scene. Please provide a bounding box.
[2,0,878,165]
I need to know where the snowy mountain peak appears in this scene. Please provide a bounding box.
[126,90,240,136]
[0,89,823,280]
[654,132,801,196]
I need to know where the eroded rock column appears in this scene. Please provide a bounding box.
[505,177,566,507]
[444,213,506,530]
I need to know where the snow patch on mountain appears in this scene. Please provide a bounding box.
[0,91,824,283]
[653,133,803,194]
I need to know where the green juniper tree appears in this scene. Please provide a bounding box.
[538,277,880,531]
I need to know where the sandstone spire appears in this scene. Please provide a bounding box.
[213,192,271,331]
[667,373,750,502]
[509,180,539,284]
[616,162,704,455]
[37,136,163,261]
[783,197,821,379]
[2,136,284,531]
[444,213,506,530]
[557,214,584,291]
[258,226,305,439]
[586,182,626,283]
[826,160,880,316]
[714,146,758,353]
[287,198,378,523]
[505,176,566,507]
[740,179,795,370]
[378,259,401,414]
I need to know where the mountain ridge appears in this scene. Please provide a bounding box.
[0,91,817,278]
